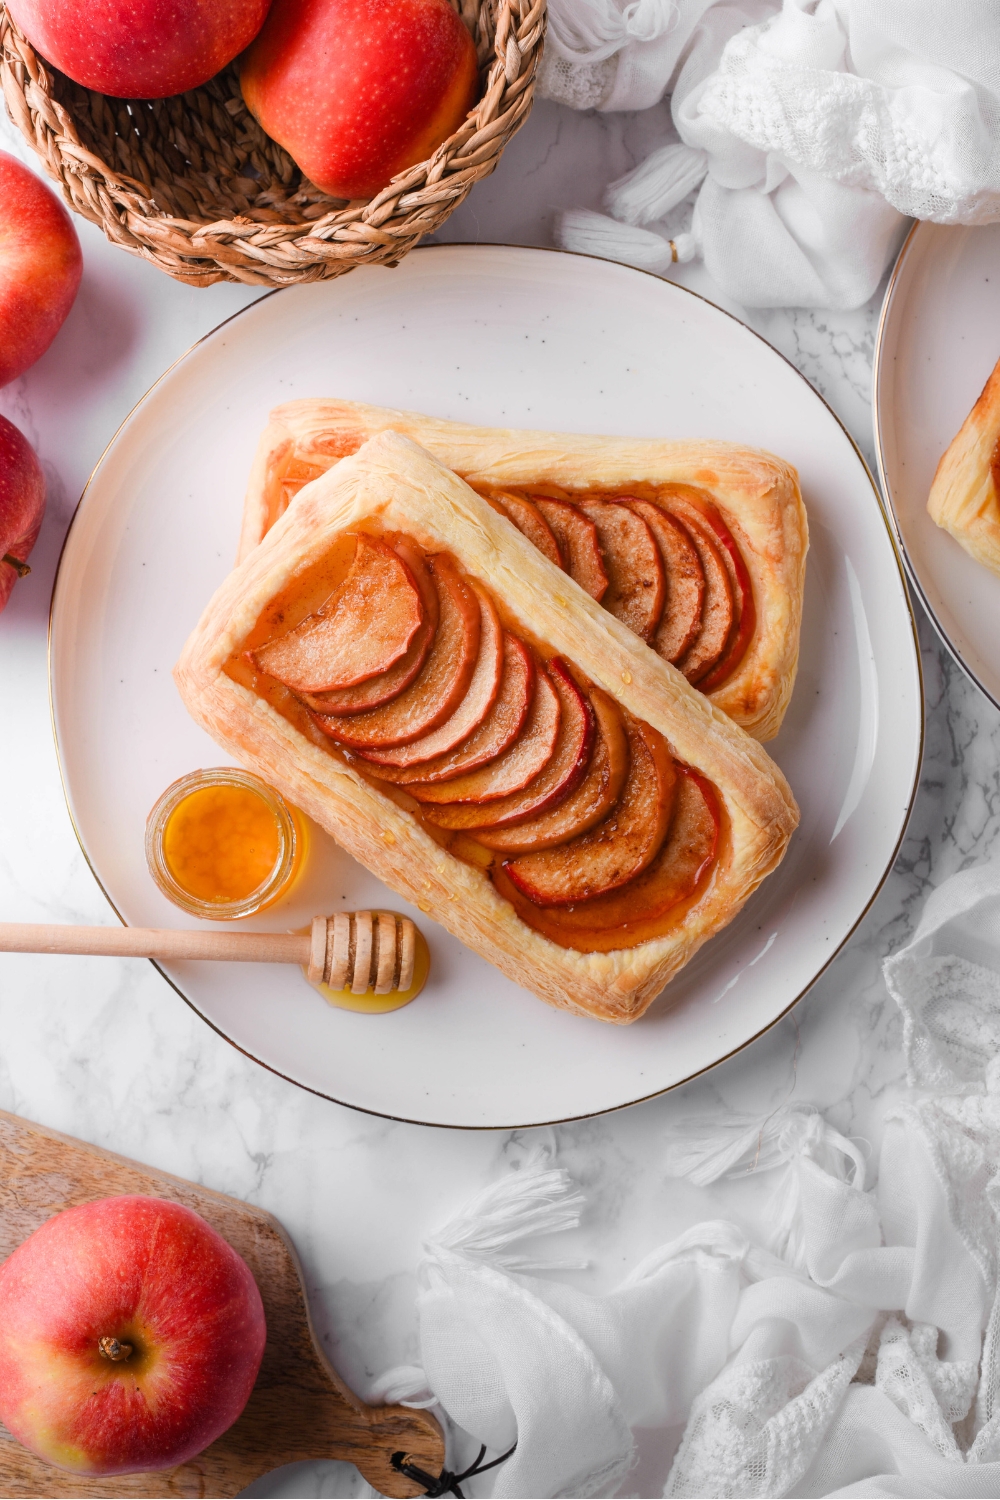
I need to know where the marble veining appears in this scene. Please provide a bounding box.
[0,91,986,1497]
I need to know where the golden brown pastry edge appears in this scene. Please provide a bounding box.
[927,355,1000,576]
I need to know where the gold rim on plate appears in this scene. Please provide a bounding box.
[47,243,925,1128]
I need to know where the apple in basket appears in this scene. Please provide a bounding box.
[0,415,45,616]
[240,0,480,200]
[0,151,81,389]
[5,0,272,97]
[0,1196,266,1474]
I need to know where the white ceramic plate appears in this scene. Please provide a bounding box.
[50,245,921,1128]
[874,220,1000,706]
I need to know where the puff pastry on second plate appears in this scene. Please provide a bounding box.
[928,354,1000,575]
[177,430,799,1024]
[236,400,808,742]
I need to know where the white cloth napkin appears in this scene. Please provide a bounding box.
[545,0,1000,309]
[370,861,1000,1496]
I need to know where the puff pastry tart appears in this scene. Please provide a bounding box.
[237,400,808,742]
[178,432,798,1023]
[928,354,1000,575]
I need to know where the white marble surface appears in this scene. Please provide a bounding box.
[0,95,992,1497]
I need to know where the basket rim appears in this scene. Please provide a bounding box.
[0,0,545,283]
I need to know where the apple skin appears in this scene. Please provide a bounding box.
[0,415,46,615]
[6,0,272,98]
[0,1195,267,1475]
[0,152,82,388]
[240,0,480,200]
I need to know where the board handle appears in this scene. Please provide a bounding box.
[343,1403,447,1499]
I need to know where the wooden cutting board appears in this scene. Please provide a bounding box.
[0,1110,444,1498]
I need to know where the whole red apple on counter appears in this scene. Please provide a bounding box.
[6,0,272,98]
[0,416,45,615]
[0,1195,266,1474]
[0,151,82,388]
[240,0,479,200]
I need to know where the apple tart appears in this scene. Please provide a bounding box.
[238,401,808,741]
[927,354,1000,576]
[177,431,799,1024]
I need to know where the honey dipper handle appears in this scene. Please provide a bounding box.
[0,923,311,965]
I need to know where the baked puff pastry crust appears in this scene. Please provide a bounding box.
[237,400,808,742]
[177,431,799,1024]
[928,355,1000,575]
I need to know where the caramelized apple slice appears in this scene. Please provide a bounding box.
[411,660,560,807]
[473,688,628,853]
[303,539,438,714]
[421,660,594,829]
[311,554,480,749]
[493,769,720,952]
[627,500,704,663]
[358,587,503,767]
[502,718,675,904]
[485,491,564,570]
[369,635,534,786]
[666,493,756,690]
[254,535,424,693]
[534,499,608,601]
[578,499,665,642]
[665,506,734,685]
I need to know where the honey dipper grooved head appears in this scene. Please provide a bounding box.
[306,912,418,993]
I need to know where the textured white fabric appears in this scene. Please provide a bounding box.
[366,863,1000,1495]
[546,0,1000,309]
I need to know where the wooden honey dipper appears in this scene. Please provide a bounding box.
[0,912,420,996]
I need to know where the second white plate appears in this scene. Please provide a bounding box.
[50,245,921,1128]
[875,219,1000,706]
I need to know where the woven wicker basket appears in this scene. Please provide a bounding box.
[0,0,543,287]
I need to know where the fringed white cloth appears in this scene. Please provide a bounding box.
[545,0,1000,309]
[368,862,1000,1496]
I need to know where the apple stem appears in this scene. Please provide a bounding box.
[2,553,30,579]
[98,1336,133,1362]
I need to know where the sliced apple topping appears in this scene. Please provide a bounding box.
[254,534,423,693]
[311,554,480,749]
[501,717,675,905]
[303,538,439,714]
[369,635,534,786]
[485,491,564,570]
[247,523,725,953]
[667,493,756,691]
[422,660,594,830]
[626,499,705,664]
[411,659,561,808]
[493,768,719,951]
[578,499,665,642]
[358,586,503,768]
[665,506,734,685]
[473,687,628,854]
[534,498,609,602]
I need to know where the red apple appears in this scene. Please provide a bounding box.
[240,0,480,200]
[0,415,45,615]
[0,1195,266,1475]
[6,0,272,98]
[0,152,82,388]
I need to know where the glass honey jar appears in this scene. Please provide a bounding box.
[145,768,307,920]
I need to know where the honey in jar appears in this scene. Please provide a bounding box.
[146,769,306,919]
